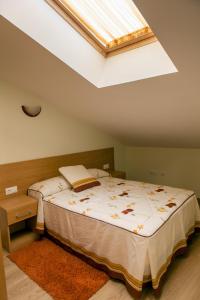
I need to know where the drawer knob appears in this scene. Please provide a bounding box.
[16,210,32,219]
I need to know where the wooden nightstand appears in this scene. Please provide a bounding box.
[0,195,39,253]
[109,170,126,179]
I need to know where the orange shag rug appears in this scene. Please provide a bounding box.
[8,239,109,300]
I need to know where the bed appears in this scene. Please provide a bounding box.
[28,173,200,296]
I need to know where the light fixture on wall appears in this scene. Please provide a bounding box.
[21,105,41,117]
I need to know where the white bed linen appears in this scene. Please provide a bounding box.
[29,177,200,291]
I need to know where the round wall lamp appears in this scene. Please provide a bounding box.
[21,105,41,117]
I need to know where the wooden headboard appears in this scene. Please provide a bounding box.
[0,147,114,200]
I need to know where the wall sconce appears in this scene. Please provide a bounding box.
[21,105,41,117]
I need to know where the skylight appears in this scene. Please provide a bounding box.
[48,0,156,56]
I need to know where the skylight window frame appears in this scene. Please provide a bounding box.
[46,0,157,57]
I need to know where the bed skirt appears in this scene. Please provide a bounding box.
[46,226,200,298]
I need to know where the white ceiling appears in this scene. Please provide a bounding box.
[0,0,200,147]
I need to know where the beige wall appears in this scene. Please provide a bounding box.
[2,80,199,197]
[0,80,125,169]
[125,146,200,197]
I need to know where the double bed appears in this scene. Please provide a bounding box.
[28,173,200,296]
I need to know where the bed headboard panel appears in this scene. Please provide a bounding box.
[0,147,114,200]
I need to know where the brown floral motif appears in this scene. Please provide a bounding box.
[111,214,120,219]
[166,202,176,208]
[138,224,144,230]
[80,197,90,202]
[168,197,175,202]
[133,224,144,234]
[68,200,76,205]
[157,207,167,212]
[82,208,91,215]
[127,202,135,208]
[156,188,164,192]
[148,191,155,196]
[121,208,133,215]
[119,192,128,197]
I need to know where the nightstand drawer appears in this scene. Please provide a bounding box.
[7,204,37,225]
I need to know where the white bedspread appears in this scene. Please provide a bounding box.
[29,177,200,292]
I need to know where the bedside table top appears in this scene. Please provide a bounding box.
[109,170,125,174]
[109,170,126,179]
[0,195,37,213]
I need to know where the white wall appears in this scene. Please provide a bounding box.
[125,146,200,197]
[99,41,177,87]
[0,80,125,169]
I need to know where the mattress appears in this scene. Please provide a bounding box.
[29,177,200,292]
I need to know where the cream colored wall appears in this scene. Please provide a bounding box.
[0,80,125,169]
[3,80,199,197]
[125,146,200,197]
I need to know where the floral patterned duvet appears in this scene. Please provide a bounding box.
[30,176,200,292]
[43,176,195,237]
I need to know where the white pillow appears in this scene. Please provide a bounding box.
[59,165,100,192]
[28,176,70,198]
[88,168,109,178]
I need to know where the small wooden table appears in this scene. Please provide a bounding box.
[0,194,39,252]
[109,170,126,179]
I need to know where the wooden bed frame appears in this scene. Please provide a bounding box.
[0,147,114,201]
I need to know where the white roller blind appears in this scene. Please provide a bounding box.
[59,0,149,48]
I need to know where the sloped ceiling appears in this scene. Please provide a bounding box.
[0,0,200,147]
